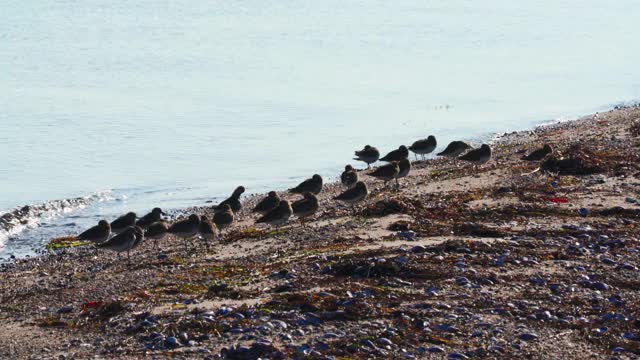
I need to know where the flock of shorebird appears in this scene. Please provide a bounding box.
[75,137,553,261]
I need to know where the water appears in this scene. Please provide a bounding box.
[1,0,639,258]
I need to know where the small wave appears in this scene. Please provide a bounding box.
[0,191,112,248]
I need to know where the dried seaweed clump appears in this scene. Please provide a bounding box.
[540,144,603,175]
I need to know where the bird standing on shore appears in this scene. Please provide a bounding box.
[96,226,143,262]
[395,158,412,188]
[459,144,492,173]
[353,145,380,168]
[136,208,166,228]
[198,215,217,248]
[437,141,472,158]
[380,145,409,162]
[110,212,137,233]
[289,174,323,195]
[77,220,111,243]
[367,162,400,187]
[256,200,293,227]
[145,221,169,248]
[341,165,358,188]
[213,204,234,233]
[409,136,437,161]
[334,181,369,213]
[521,144,553,161]
[214,186,245,214]
[291,192,319,227]
[168,214,200,251]
[253,191,280,215]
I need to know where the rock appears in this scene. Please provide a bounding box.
[519,333,538,341]
[165,337,179,348]
[428,346,445,353]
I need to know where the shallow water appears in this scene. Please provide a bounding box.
[1,0,639,258]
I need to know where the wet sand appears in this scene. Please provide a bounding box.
[1,106,640,359]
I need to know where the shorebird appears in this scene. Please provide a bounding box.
[213,204,234,233]
[409,136,437,161]
[214,186,245,214]
[522,144,553,161]
[437,141,472,159]
[110,212,137,233]
[253,191,280,215]
[291,192,319,227]
[380,145,409,162]
[395,158,411,188]
[96,226,143,262]
[459,144,492,173]
[77,220,111,243]
[367,162,400,188]
[341,165,358,188]
[289,174,323,195]
[145,221,169,248]
[198,215,217,248]
[168,214,200,251]
[256,200,293,228]
[353,145,380,168]
[136,208,166,228]
[334,181,369,213]
[130,226,146,251]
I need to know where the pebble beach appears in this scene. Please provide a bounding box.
[1,106,640,359]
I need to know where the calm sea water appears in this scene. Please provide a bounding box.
[1,0,639,258]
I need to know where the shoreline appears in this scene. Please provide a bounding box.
[1,105,640,358]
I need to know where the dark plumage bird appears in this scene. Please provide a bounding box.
[77,220,111,243]
[289,174,323,195]
[110,212,137,233]
[354,145,380,168]
[145,221,169,248]
[213,204,234,231]
[253,191,280,215]
[256,200,293,227]
[96,226,143,262]
[409,136,437,160]
[341,165,358,188]
[395,158,411,187]
[214,186,245,214]
[459,144,492,172]
[522,144,553,161]
[334,181,369,212]
[292,193,319,226]
[130,226,145,251]
[380,145,409,162]
[198,215,217,247]
[169,214,200,250]
[136,208,166,228]
[437,141,472,158]
[367,162,400,187]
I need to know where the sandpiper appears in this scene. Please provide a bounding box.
[130,226,145,251]
[256,200,293,227]
[145,221,169,248]
[395,158,412,188]
[168,214,200,251]
[198,215,217,248]
[353,145,380,168]
[380,145,409,162]
[367,162,400,187]
[213,204,234,232]
[409,136,437,160]
[110,212,137,233]
[341,165,358,188]
[437,141,472,158]
[253,191,280,215]
[289,174,323,195]
[459,144,492,172]
[214,186,245,214]
[291,192,319,227]
[77,220,111,243]
[522,144,553,161]
[136,208,166,228]
[96,226,143,262]
[334,181,369,213]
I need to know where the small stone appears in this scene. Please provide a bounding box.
[519,333,538,341]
